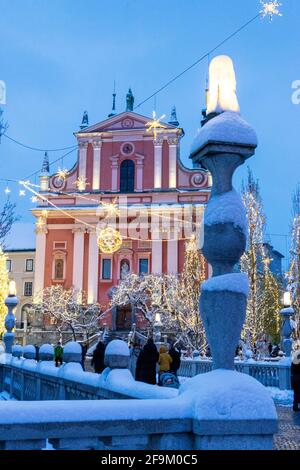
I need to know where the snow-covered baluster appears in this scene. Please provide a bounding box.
[190,56,257,370]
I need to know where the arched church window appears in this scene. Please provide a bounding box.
[55,258,64,280]
[120,159,135,192]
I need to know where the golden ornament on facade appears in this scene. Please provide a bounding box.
[97,227,123,254]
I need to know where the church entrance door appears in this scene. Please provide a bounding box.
[116,306,132,330]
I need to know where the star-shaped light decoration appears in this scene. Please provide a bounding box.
[36,216,45,229]
[101,198,121,218]
[75,176,88,191]
[19,190,26,197]
[260,1,282,21]
[4,186,11,195]
[57,167,68,181]
[146,111,166,141]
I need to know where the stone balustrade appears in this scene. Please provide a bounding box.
[0,344,177,402]
[0,340,278,450]
[178,359,291,390]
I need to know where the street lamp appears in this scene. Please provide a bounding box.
[280,291,294,360]
[153,312,162,348]
[3,281,19,353]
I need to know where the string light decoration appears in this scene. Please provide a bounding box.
[75,176,88,191]
[240,169,281,346]
[145,111,166,141]
[97,226,123,254]
[31,196,38,203]
[287,186,300,334]
[100,199,121,218]
[260,1,282,21]
[57,168,68,181]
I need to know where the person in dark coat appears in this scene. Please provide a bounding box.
[135,338,159,385]
[81,341,89,371]
[91,341,106,374]
[291,350,300,412]
[169,345,181,376]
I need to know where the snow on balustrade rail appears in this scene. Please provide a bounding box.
[0,399,193,450]
[178,359,291,390]
[0,354,177,402]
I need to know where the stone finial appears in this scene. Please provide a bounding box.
[80,111,89,130]
[39,344,54,361]
[104,339,130,369]
[108,82,117,117]
[63,341,82,363]
[126,88,134,112]
[168,106,179,127]
[23,345,36,360]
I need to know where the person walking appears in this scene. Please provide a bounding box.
[81,341,88,371]
[91,341,106,374]
[54,341,63,367]
[169,345,181,376]
[291,349,300,412]
[158,345,173,385]
[135,338,159,385]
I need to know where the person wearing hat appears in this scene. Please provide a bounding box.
[291,350,300,412]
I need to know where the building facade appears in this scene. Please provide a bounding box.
[4,249,35,342]
[33,96,211,330]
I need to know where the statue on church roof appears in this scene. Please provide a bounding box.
[80,110,89,130]
[126,88,134,112]
[41,152,50,174]
[168,105,179,127]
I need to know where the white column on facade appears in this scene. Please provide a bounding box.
[151,215,163,274]
[168,137,178,189]
[78,141,88,181]
[110,157,119,192]
[136,156,144,191]
[87,231,99,304]
[154,138,163,189]
[167,237,178,274]
[34,226,48,296]
[72,226,85,293]
[92,141,102,191]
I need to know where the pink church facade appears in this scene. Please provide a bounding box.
[33,106,211,330]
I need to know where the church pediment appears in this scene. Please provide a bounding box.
[75,111,177,135]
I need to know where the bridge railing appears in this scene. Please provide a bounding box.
[178,359,291,390]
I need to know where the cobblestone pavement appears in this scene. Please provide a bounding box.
[275,406,300,450]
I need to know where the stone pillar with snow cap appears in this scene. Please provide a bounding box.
[23,345,36,360]
[190,55,257,370]
[39,344,54,362]
[186,55,277,450]
[63,341,82,364]
[104,339,130,369]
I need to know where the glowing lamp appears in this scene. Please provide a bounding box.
[206,55,240,115]
[283,291,292,308]
[155,313,161,323]
[8,281,17,297]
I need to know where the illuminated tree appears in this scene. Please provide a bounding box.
[167,236,207,351]
[240,169,265,345]
[288,186,300,335]
[259,259,281,343]
[111,236,207,350]
[33,286,106,341]
[0,247,8,337]
[240,168,281,346]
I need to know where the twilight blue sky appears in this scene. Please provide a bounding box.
[0,0,299,267]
